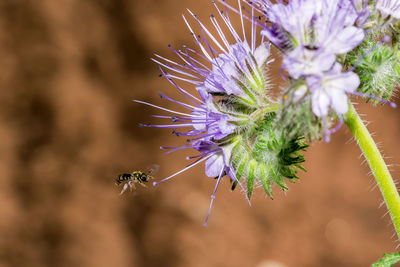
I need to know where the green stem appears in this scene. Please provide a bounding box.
[344,103,400,240]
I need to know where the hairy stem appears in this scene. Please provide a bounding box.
[344,102,400,240]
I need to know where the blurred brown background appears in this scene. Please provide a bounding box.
[0,0,400,267]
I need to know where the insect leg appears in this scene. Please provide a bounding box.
[138,182,147,188]
[120,183,129,195]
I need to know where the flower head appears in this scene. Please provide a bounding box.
[138,2,283,225]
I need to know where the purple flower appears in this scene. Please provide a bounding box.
[255,0,365,83]
[352,0,371,26]
[196,41,271,97]
[376,0,400,19]
[258,0,317,50]
[190,94,236,140]
[196,140,237,178]
[258,0,365,52]
[306,63,360,117]
[137,2,273,225]
[252,0,365,142]
[136,91,238,178]
[136,85,245,226]
[282,46,336,79]
[314,0,365,55]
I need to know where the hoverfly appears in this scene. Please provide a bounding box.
[116,164,159,195]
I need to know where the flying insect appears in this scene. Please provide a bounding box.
[116,164,159,195]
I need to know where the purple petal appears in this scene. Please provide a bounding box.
[327,89,349,114]
[283,47,336,79]
[325,70,360,94]
[205,153,224,177]
[312,89,330,117]
[324,26,365,54]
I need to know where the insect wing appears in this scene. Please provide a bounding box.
[119,183,129,195]
[147,164,160,175]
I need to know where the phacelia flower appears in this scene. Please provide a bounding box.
[257,0,365,55]
[250,0,371,141]
[376,0,400,19]
[282,46,336,79]
[271,0,365,81]
[306,63,360,117]
[137,2,302,225]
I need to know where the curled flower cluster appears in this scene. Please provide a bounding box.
[137,0,400,224]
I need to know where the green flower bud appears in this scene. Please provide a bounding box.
[229,114,308,199]
[347,37,400,103]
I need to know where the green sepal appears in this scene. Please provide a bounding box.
[258,163,273,199]
[246,159,257,198]
[269,165,288,190]
[229,114,308,198]
[294,163,307,172]
[232,75,258,105]
[231,145,248,191]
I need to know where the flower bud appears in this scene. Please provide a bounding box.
[348,38,400,103]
